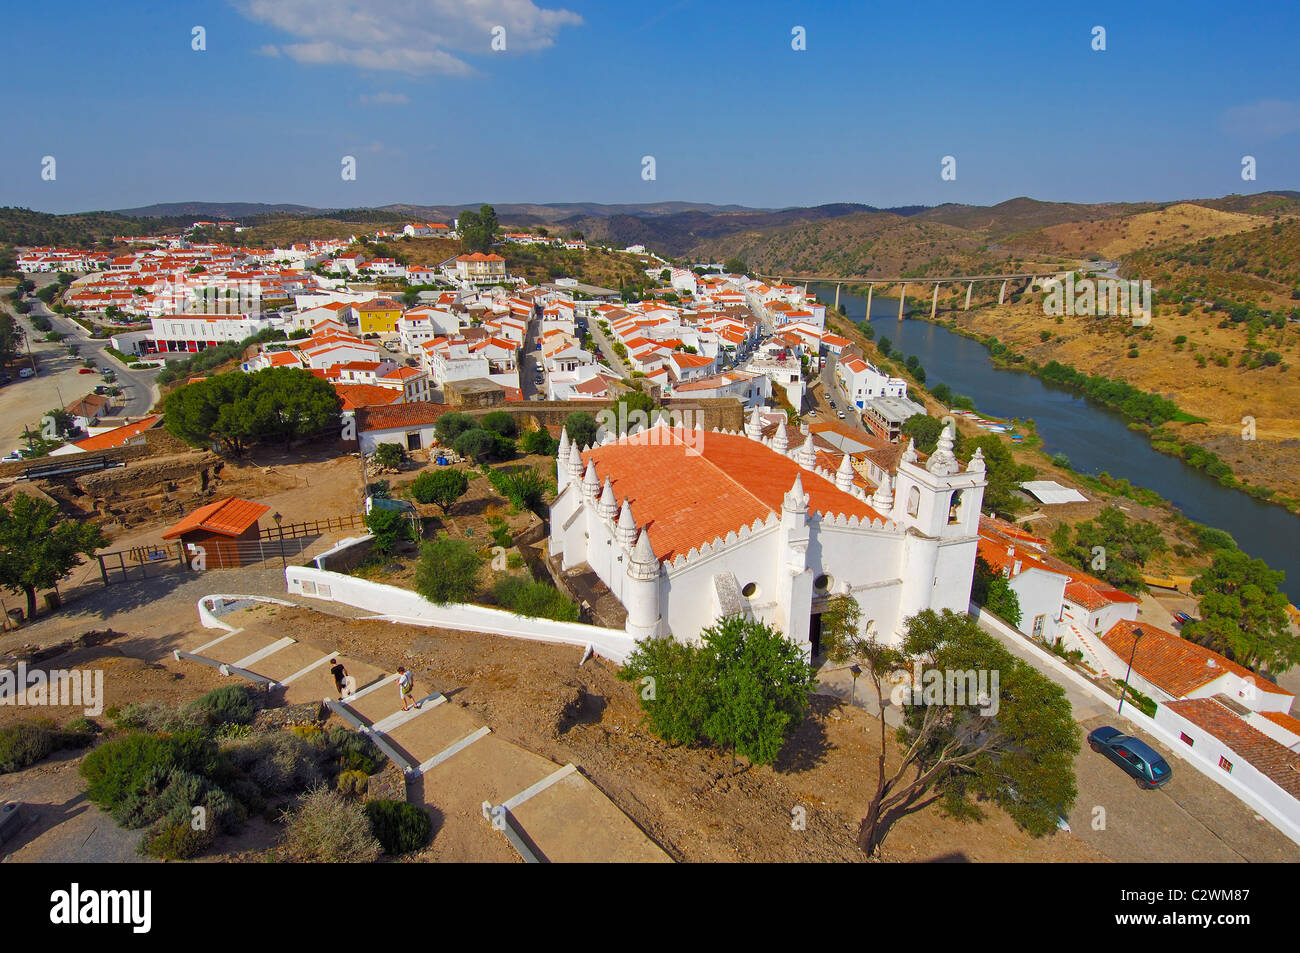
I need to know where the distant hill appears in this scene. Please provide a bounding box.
[113,201,323,220]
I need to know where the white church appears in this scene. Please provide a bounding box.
[549,407,988,656]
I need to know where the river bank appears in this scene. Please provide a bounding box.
[814,283,1300,600]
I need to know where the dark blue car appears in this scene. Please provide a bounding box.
[1088,726,1172,788]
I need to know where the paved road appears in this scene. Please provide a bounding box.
[25,284,159,418]
[981,618,1300,863]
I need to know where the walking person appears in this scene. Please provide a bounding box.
[329,658,349,701]
[397,666,418,711]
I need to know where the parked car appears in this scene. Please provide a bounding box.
[1173,611,1195,626]
[837,410,846,419]
[78,367,95,374]
[18,367,34,378]
[1088,726,1172,789]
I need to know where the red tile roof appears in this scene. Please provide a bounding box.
[356,401,449,432]
[334,383,403,410]
[71,415,162,452]
[1101,620,1290,699]
[1165,698,1300,799]
[161,496,270,539]
[582,428,882,563]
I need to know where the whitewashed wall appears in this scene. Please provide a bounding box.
[284,566,636,663]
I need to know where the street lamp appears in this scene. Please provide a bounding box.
[272,511,286,569]
[1117,627,1143,716]
[849,663,862,708]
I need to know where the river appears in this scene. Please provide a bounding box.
[813,284,1298,600]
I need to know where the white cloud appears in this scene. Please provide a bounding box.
[254,44,281,57]
[1221,99,1300,141]
[237,0,582,75]
[359,91,411,105]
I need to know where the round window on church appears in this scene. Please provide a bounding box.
[814,573,832,592]
[742,582,758,599]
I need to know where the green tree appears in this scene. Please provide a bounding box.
[723,257,748,275]
[619,616,816,768]
[960,435,1035,519]
[364,506,411,556]
[372,442,406,471]
[480,410,518,438]
[1184,549,1296,675]
[410,468,469,514]
[0,494,107,618]
[971,557,1022,626]
[519,427,558,456]
[458,205,499,254]
[849,609,1078,856]
[433,412,477,444]
[901,414,951,455]
[164,369,340,455]
[413,535,483,605]
[453,428,510,462]
[1056,506,1165,592]
[563,411,599,449]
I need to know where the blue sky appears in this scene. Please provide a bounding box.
[3,0,1298,214]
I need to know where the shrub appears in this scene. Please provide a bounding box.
[413,535,483,605]
[282,786,382,863]
[139,816,215,860]
[337,769,370,797]
[481,411,518,438]
[519,427,558,456]
[364,800,433,855]
[410,468,469,513]
[184,685,255,727]
[223,730,322,794]
[0,720,55,773]
[433,412,476,444]
[80,731,218,820]
[372,442,406,471]
[492,576,579,621]
[66,716,100,736]
[329,727,386,775]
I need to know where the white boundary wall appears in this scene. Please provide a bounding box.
[971,604,1300,847]
[285,566,637,663]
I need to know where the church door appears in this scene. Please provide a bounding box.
[808,612,823,659]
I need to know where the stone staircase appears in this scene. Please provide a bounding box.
[177,601,669,863]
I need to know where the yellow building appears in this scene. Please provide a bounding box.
[358,298,403,334]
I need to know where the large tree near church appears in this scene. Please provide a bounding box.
[165,368,340,455]
[823,604,1078,856]
[0,493,107,618]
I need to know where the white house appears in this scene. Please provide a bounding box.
[550,419,987,655]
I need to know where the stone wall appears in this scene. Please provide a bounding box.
[464,396,745,433]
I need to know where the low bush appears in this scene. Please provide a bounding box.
[492,575,579,621]
[223,730,321,794]
[329,727,385,775]
[80,731,219,823]
[184,685,255,727]
[364,800,432,855]
[282,786,382,863]
[337,769,369,797]
[0,720,55,773]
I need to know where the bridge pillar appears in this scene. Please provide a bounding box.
[898,283,906,320]
[998,279,1007,305]
[834,283,840,311]
[965,281,973,310]
[865,283,873,318]
[930,282,940,320]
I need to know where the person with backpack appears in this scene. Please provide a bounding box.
[397,666,418,711]
[329,658,349,700]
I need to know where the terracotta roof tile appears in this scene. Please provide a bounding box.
[582,428,882,563]
[1101,621,1290,698]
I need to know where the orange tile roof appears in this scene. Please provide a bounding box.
[1260,710,1300,739]
[72,415,162,452]
[1101,620,1290,699]
[582,428,882,563]
[1165,698,1300,799]
[333,383,403,410]
[356,401,449,432]
[161,496,270,539]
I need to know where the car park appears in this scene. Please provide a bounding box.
[1088,725,1172,789]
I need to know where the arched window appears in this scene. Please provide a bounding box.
[906,486,921,518]
[948,490,962,524]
